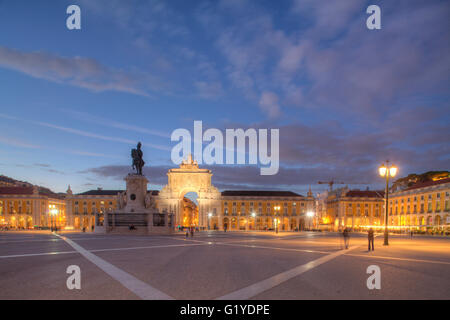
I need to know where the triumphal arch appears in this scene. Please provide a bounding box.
[157,155,222,230]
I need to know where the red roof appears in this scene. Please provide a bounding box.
[0,187,34,195]
[345,190,384,198]
[0,186,62,199]
[405,178,450,191]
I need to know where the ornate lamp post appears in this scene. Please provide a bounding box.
[379,160,398,246]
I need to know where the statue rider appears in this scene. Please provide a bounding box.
[131,142,145,175]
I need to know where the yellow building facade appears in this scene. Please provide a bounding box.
[389,178,450,231]
[0,186,65,229]
[318,178,450,232]
[220,190,315,231]
[319,188,384,231]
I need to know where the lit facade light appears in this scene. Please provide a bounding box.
[306,211,314,217]
[251,212,256,217]
[208,213,212,218]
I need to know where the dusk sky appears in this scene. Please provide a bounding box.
[0,0,448,195]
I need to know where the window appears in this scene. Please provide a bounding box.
[437,193,440,198]
[224,202,228,206]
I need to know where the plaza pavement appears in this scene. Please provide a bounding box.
[0,230,449,300]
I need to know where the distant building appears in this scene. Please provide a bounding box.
[317,178,450,232]
[1,170,448,232]
[389,178,450,230]
[319,187,384,231]
[0,186,65,229]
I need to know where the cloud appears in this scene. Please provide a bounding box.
[0,46,165,97]
[0,136,41,149]
[33,163,50,168]
[0,113,171,152]
[194,81,224,100]
[259,92,281,119]
[61,109,170,139]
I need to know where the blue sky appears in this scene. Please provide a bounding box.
[0,0,449,195]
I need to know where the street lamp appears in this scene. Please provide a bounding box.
[274,206,280,233]
[208,212,212,230]
[50,205,58,232]
[307,211,314,230]
[379,160,398,246]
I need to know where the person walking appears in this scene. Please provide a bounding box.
[368,227,374,251]
[190,226,194,238]
[343,227,350,249]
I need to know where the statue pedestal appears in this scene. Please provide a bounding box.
[122,174,148,213]
[105,174,172,235]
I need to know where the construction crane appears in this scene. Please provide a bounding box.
[318,180,346,191]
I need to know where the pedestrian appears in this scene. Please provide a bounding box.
[343,227,350,249]
[190,226,194,238]
[368,227,374,251]
[410,230,414,238]
[185,228,189,238]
